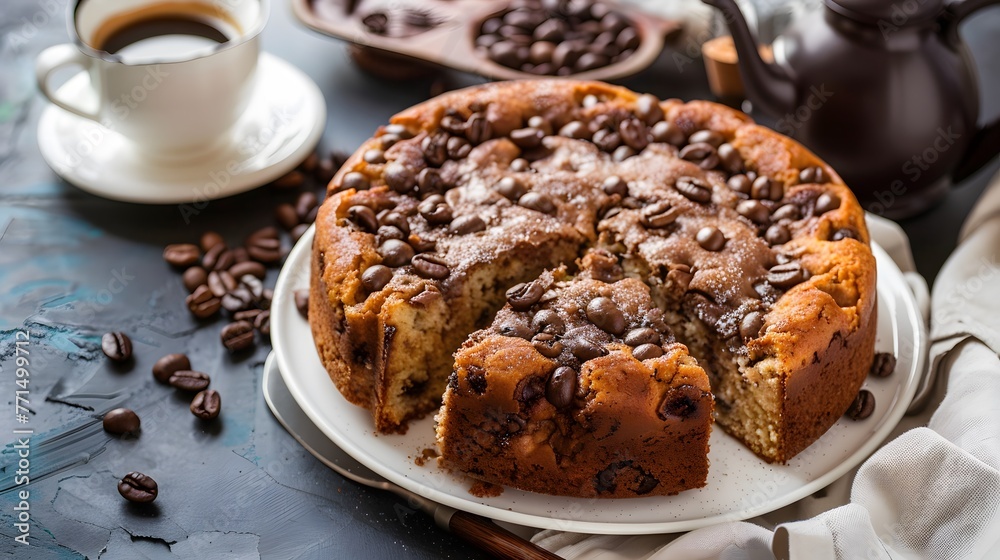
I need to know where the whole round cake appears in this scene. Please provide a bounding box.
[309,80,877,498]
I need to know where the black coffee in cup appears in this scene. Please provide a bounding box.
[89,1,242,62]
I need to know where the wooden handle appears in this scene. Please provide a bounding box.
[449,511,563,560]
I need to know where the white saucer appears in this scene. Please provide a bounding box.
[37,53,326,204]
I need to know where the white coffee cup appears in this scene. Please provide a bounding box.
[36,0,267,159]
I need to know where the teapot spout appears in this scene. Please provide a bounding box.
[701,0,797,116]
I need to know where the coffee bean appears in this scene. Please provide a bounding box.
[717,143,743,174]
[229,261,266,280]
[498,319,533,340]
[384,162,416,194]
[624,327,659,347]
[675,176,712,203]
[518,192,556,214]
[591,128,621,152]
[832,228,858,241]
[152,353,190,384]
[275,204,300,230]
[231,247,250,264]
[696,226,726,251]
[531,309,565,335]
[239,274,264,301]
[317,159,336,184]
[375,226,406,245]
[727,174,752,195]
[532,332,564,358]
[416,168,447,195]
[506,281,544,311]
[221,288,254,314]
[422,131,450,166]
[814,193,841,214]
[190,389,221,420]
[186,285,221,318]
[293,289,309,318]
[246,228,282,264]
[558,121,589,139]
[118,472,157,503]
[206,270,235,298]
[510,127,545,149]
[612,145,636,162]
[632,343,663,360]
[751,176,784,202]
[602,176,628,197]
[346,205,378,233]
[221,321,255,352]
[342,171,370,191]
[163,244,200,268]
[103,408,140,435]
[870,352,896,378]
[169,370,210,392]
[234,309,262,322]
[510,158,531,172]
[618,118,648,151]
[295,192,319,222]
[546,366,577,408]
[687,130,724,148]
[772,204,801,221]
[799,166,828,184]
[846,389,875,420]
[635,94,664,124]
[378,239,415,268]
[363,149,386,164]
[466,113,492,144]
[273,170,305,189]
[650,121,685,146]
[641,201,681,228]
[446,136,472,159]
[735,200,769,224]
[101,332,132,362]
[679,142,719,169]
[411,254,450,279]
[361,264,393,294]
[740,311,764,341]
[450,214,487,235]
[586,297,626,335]
[289,224,308,243]
[182,266,208,292]
[254,310,271,336]
[439,114,467,135]
[765,224,791,245]
[379,212,410,236]
[496,177,527,200]
[767,261,809,289]
[418,195,452,225]
[199,231,225,253]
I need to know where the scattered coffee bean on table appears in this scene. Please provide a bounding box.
[190,389,221,420]
[221,321,256,352]
[846,389,875,420]
[103,408,141,435]
[168,370,211,392]
[118,472,158,503]
[101,332,133,362]
[870,352,896,377]
[152,353,191,384]
[163,244,200,268]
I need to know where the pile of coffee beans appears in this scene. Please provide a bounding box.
[477,0,639,75]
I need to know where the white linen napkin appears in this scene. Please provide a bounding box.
[531,175,1000,559]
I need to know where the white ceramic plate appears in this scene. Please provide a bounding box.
[37,53,325,204]
[271,226,926,534]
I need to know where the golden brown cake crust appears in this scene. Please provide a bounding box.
[310,80,877,475]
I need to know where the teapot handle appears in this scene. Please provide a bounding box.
[943,0,1000,182]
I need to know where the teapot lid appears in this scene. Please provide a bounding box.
[824,0,944,25]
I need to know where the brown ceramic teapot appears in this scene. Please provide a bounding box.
[703,0,1000,218]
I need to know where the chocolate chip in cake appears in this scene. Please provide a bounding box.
[411,254,450,279]
[765,223,791,245]
[767,261,809,289]
[558,120,589,139]
[632,343,663,360]
[221,320,255,352]
[727,174,753,195]
[517,375,545,402]
[531,332,564,358]
[506,281,544,311]
[641,201,681,228]
[846,389,875,420]
[736,200,770,224]
[103,408,140,435]
[495,177,527,200]
[696,226,726,251]
[635,94,664,124]
[678,142,719,170]
[186,285,221,318]
[624,327,659,347]
[832,228,858,241]
[740,311,765,341]
[870,352,897,377]
[163,244,200,268]
[675,176,713,203]
[650,121,685,146]
[717,143,743,174]
[657,384,703,420]
[118,472,157,503]
[545,366,577,409]
[531,309,565,335]
[586,297,626,335]
[450,214,487,235]
[362,265,393,294]
[342,171,370,191]
[518,192,556,214]
[799,166,828,184]
[772,204,801,222]
[602,175,628,197]
[169,370,211,392]
[815,193,842,215]
[751,176,784,202]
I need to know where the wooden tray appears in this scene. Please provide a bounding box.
[291,0,682,81]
